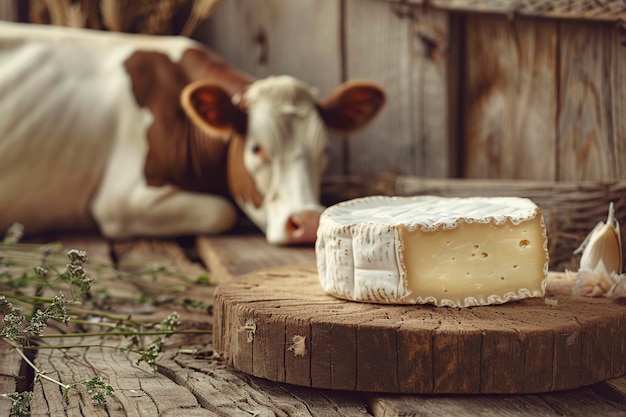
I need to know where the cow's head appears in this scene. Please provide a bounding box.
[180,75,385,244]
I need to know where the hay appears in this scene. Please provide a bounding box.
[28,0,221,35]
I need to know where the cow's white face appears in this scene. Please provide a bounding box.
[181,75,385,245]
[238,77,327,243]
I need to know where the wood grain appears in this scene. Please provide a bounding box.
[596,376,626,404]
[200,2,626,183]
[344,1,453,177]
[611,25,626,179]
[157,326,373,417]
[159,348,372,416]
[214,264,626,394]
[196,234,315,280]
[29,335,211,417]
[0,0,16,21]
[199,234,626,414]
[557,21,616,181]
[202,0,341,87]
[3,232,625,416]
[368,388,626,417]
[464,15,557,180]
[24,236,216,416]
[0,341,22,416]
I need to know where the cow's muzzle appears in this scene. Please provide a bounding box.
[286,210,320,244]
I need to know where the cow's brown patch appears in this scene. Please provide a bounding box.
[124,47,263,202]
[125,50,229,195]
[178,48,253,96]
[125,51,187,108]
[227,135,264,208]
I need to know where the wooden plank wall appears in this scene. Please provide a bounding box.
[0,0,16,21]
[200,0,455,177]
[556,20,624,181]
[464,14,626,182]
[463,17,558,180]
[203,0,626,183]
[344,1,454,178]
[4,0,624,183]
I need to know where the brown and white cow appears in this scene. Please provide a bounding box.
[0,21,384,244]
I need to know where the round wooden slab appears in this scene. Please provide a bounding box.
[213,263,626,394]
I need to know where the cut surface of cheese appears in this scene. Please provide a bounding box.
[315,195,549,307]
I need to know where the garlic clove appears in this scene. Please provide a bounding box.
[575,202,622,275]
[572,263,618,296]
[606,273,626,301]
[579,225,621,276]
[573,202,623,297]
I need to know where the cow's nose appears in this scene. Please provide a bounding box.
[286,211,320,244]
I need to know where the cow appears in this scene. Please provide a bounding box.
[0,21,385,244]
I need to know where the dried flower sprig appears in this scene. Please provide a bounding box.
[2,223,24,244]
[0,391,32,417]
[0,224,210,411]
[81,376,114,405]
[1,338,114,408]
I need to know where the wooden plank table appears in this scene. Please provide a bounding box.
[1,232,626,416]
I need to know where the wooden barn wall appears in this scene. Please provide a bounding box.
[557,20,626,181]
[3,0,624,183]
[0,0,16,21]
[203,1,626,183]
[343,1,455,178]
[463,14,626,182]
[463,17,558,181]
[200,0,455,178]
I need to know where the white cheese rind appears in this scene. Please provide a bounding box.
[315,195,550,307]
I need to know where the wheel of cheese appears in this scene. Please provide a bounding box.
[315,195,550,307]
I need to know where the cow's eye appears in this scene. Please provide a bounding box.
[250,143,269,161]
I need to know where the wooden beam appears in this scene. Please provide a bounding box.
[0,0,16,21]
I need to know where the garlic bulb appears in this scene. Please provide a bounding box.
[606,274,626,301]
[572,202,625,299]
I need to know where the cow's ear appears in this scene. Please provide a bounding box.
[317,81,385,133]
[181,81,247,140]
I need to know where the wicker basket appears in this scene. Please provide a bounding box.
[322,174,626,272]
[410,0,626,21]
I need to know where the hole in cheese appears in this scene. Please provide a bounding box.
[399,216,546,305]
[315,195,550,307]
